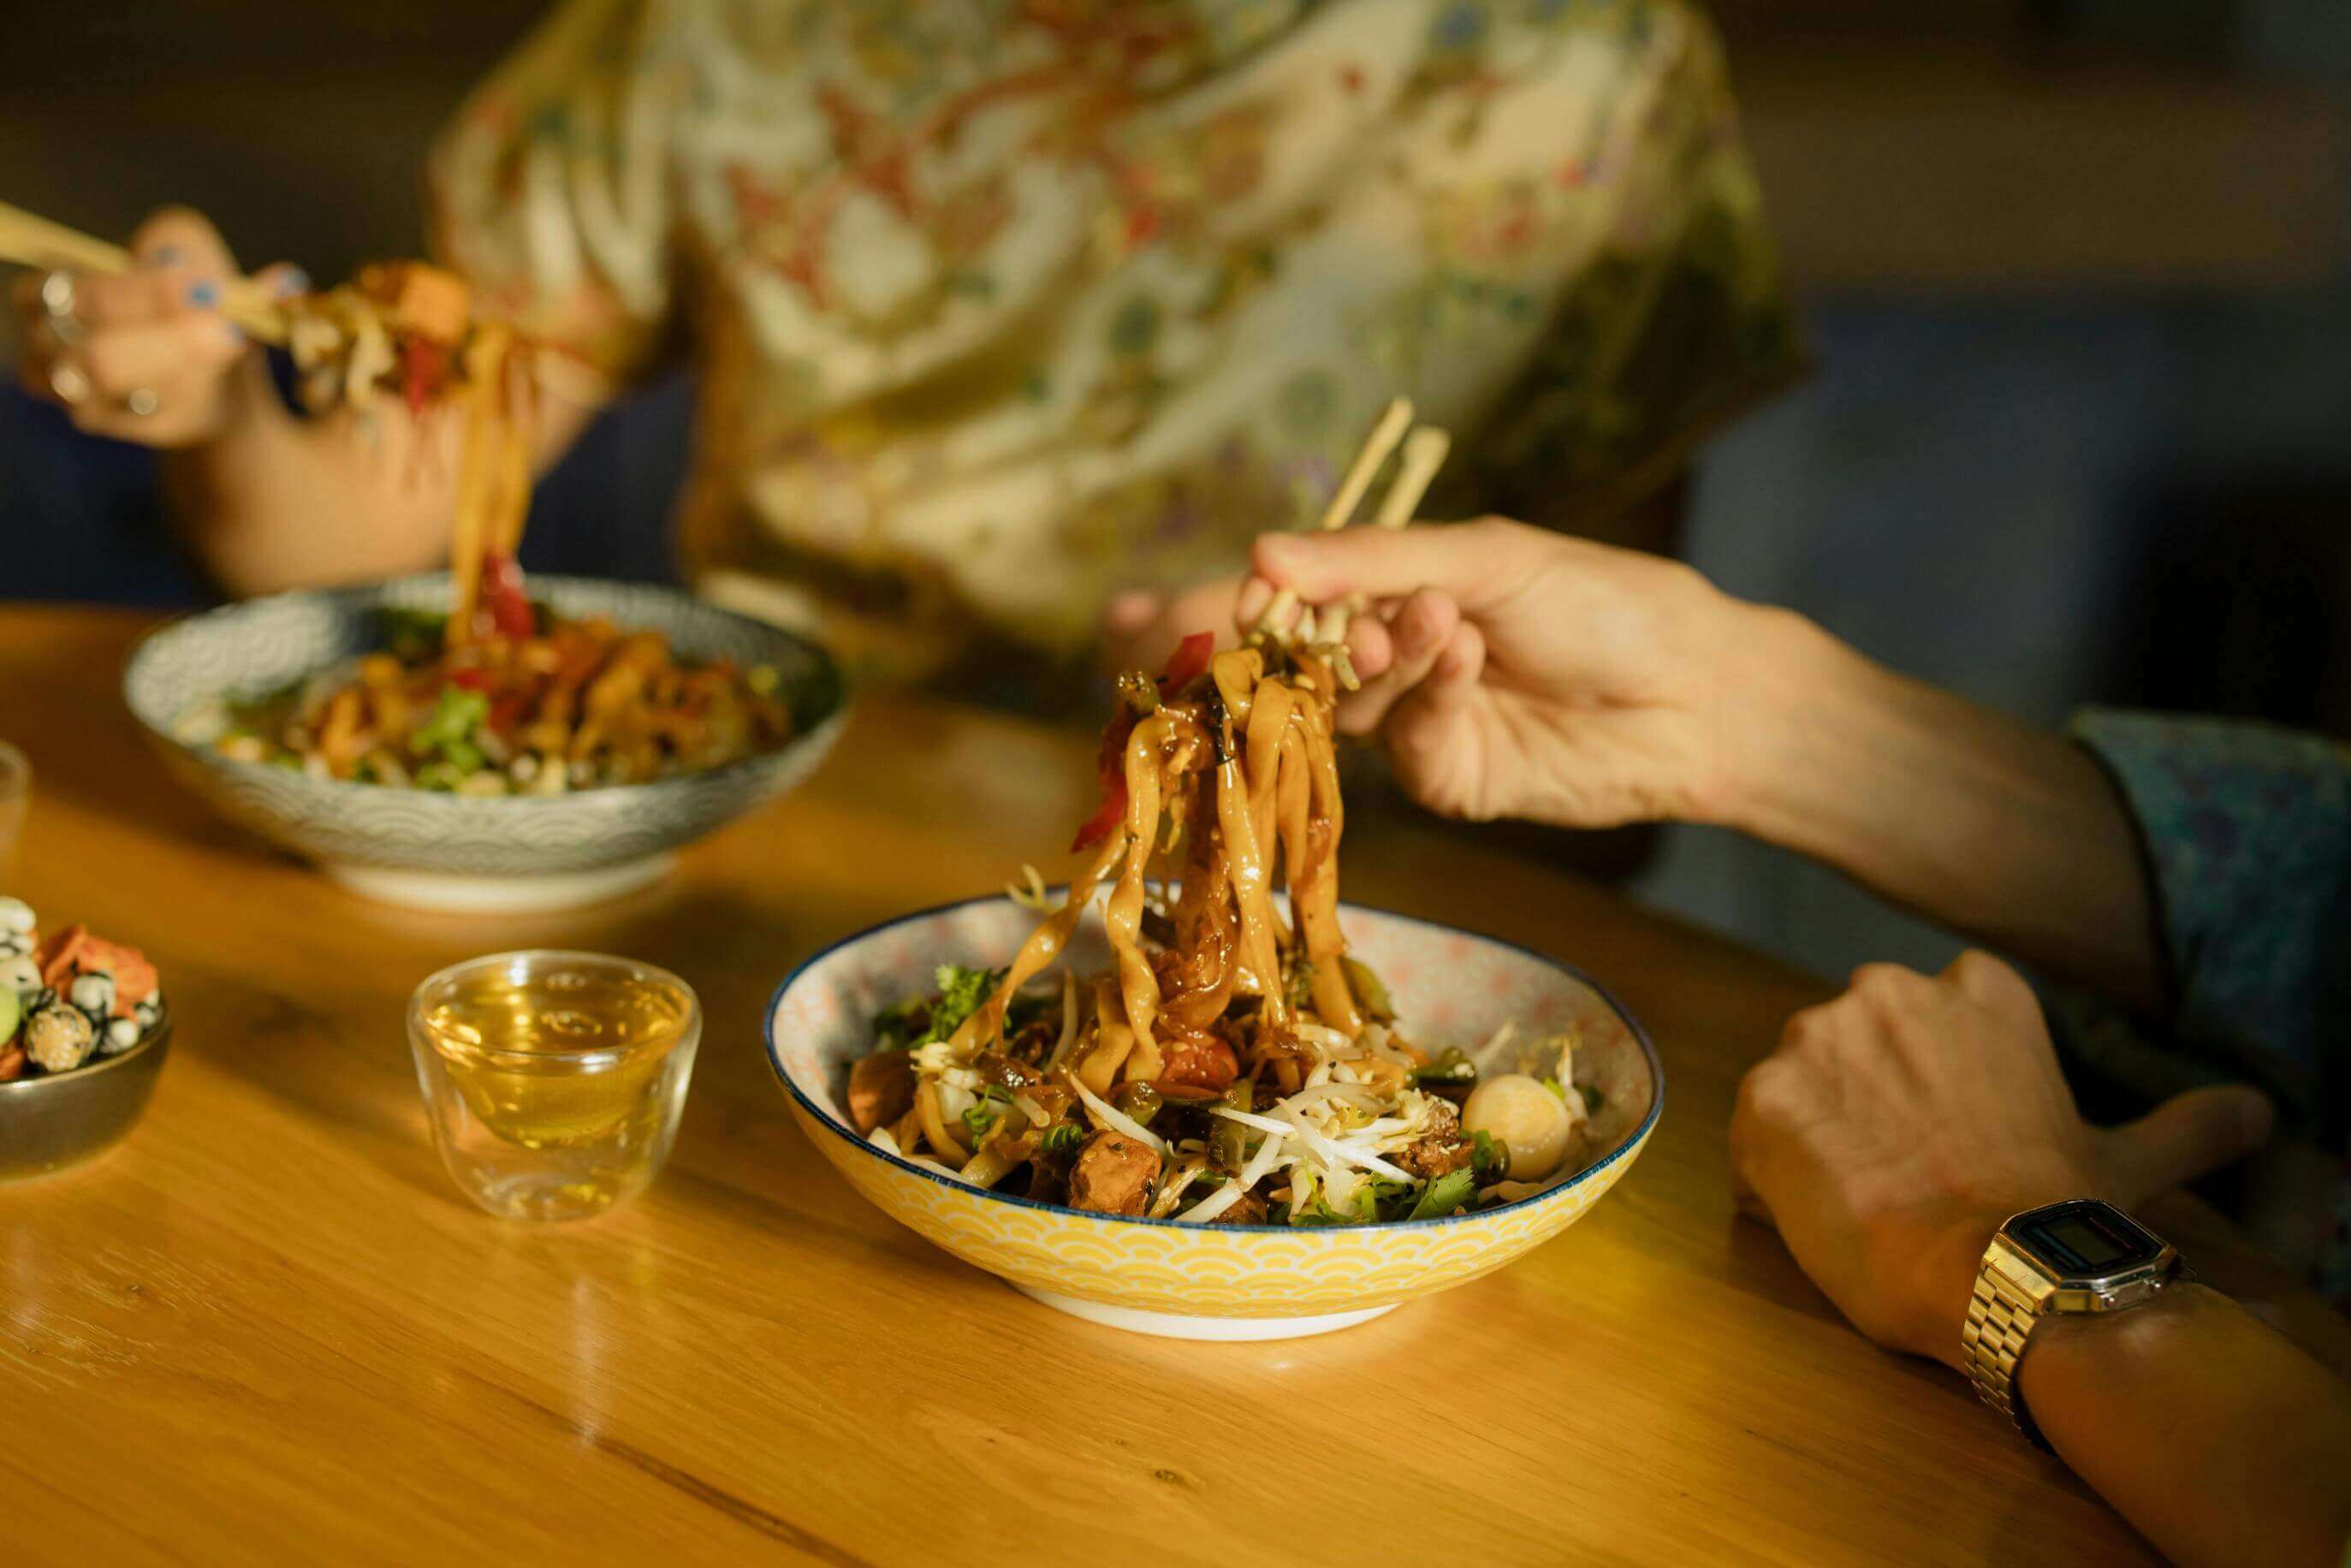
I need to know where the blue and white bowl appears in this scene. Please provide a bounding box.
[124,575,847,912]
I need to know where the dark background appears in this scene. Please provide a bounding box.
[3,0,2348,977]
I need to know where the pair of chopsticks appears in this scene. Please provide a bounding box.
[1252,396,1451,682]
[0,199,292,344]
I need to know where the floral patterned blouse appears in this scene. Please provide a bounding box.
[429,0,1797,682]
[2071,710,2351,1302]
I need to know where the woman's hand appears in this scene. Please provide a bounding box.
[1237,517,1781,829]
[1728,950,2273,1370]
[14,207,296,448]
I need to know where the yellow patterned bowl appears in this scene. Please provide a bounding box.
[766,894,1662,1339]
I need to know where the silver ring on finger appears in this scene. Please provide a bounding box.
[48,359,91,407]
[124,387,160,418]
[39,270,84,345]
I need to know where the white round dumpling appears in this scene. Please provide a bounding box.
[1463,1072,1576,1180]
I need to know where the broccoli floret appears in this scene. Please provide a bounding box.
[873,964,1006,1050]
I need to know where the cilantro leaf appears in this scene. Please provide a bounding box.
[1409,1167,1478,1221]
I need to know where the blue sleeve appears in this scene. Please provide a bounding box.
[2070,709,2351,1105]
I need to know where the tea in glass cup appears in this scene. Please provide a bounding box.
[409,950,699,1221]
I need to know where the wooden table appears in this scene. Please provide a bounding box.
[5,606,2345,1566]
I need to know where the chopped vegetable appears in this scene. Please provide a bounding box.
[1470,1128,1509,1184]
[1409,1167,1478,1221]
[1073,632,1220,852]
[961,1085,1011,1143]
[409,686,490,759]
[874,965,1006,1052]
[1411,1047,1478,1090]
[1110,1080,1163,1128]
[1342,956,1396,1024]
[477,551,537,638]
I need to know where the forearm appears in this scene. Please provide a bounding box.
[158,358,602,599]
[2021,1285,2351,1568]
[1724,609,2162,1008]
[161,368,456,597]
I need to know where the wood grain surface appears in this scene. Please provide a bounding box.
[3,606,2342,1566]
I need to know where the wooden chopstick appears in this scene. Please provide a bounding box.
[0,199,292,345]
[1255,397,1415,640]
[1315,424,1455,658]
[1369,426,1449,532]
[1252,400,1453,678]
[1313,396,1415,534]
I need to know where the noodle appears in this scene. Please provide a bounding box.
[205,266,814,793]
[858,633,1585,1225]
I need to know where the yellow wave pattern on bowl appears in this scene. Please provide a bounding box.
[791,1096,1652,1314]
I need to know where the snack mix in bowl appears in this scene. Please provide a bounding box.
[0,897,167,1080]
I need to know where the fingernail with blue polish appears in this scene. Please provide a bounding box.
[275,268,312,298]
[148,245,182,269]
[187,280,219,308]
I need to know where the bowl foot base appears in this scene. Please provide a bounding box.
[1009,1284,1399,1340]
[324,854,674,912]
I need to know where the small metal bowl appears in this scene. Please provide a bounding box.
[0,1020,171,1181]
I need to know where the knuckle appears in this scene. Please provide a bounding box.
[1954,947,2025,1003]
[1463,515,1529,555]
[1733,1059,1799,1126]
[1781,1006,1837,1053]
[79,338,132,392]
[1648,553,1710,596]
[1849,962,1922,1009]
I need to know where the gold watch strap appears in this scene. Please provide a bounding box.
[1961,1266,2053,1452]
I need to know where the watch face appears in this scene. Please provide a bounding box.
[2011,1200,2165,1280]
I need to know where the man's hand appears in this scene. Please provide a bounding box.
[1729,951,2274,1369]
[1236,517,1782,829]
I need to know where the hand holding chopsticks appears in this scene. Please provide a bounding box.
[0,200,292,344]
[1251,396,1453,686]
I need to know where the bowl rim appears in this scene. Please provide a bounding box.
[0,1013,171,1097]
[764,891,1665,1236]
[120,573,849,809]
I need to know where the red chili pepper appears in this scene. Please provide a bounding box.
[1072,705,1138,852]
[448,668,492,692]
[478,552,535,638]
[399,337,448,419]
[1157,630,1215,697]
[1071,632,1217,852]
[1070,789,1127,854]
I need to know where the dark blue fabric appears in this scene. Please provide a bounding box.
[0,369,692,603]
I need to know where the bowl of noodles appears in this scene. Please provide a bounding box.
[765,635,1660,1339]
[124,574,846,912]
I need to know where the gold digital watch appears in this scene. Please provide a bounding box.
[1961,1198,2187,1451]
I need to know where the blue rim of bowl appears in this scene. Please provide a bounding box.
[120,576,849,807]
[763,891,1665,1235]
